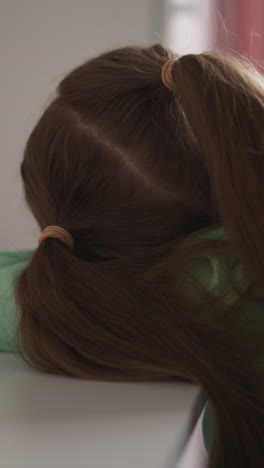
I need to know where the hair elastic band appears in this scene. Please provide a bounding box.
[38,225,74,251]
[161,59,177,92]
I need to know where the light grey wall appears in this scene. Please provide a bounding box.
[0,0,165,249]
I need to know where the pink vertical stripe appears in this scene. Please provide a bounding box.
[215,0,264,66]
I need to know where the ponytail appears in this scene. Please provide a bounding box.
[170,53,264,289]
[168,53,264,467]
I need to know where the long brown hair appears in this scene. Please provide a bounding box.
[15,44,264,467]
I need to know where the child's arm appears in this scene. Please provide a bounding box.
[0,250,34,352]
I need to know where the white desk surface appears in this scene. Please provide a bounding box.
[0,353,199,468]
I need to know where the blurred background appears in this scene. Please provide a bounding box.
[165,0,264,62]
[1,0,264,249]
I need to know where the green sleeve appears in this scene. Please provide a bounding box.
[202,401,214,455]
[0,250,34,352]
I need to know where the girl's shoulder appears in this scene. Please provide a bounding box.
[187,224,251,304]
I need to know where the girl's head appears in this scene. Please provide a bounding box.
[16,44,264,467]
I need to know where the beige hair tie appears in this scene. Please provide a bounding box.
[38,225,74,251]
[161,59,177,92]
